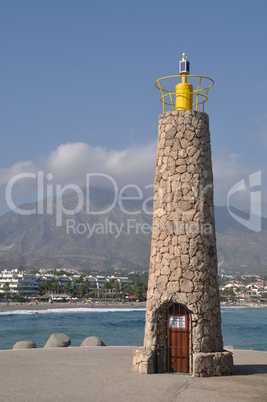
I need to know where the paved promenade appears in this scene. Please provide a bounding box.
[0,347,266,402]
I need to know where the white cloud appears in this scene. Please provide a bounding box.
[0,141,266,217]
[0,141,157,191]
[0,161,35,185]
[44,141,157,187]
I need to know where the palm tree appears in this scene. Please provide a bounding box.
[2,282,10,302]
[51,279,61,295]
[91,283,98,298]
[134,280,147,301]
[108,279,120,298]
[102,282,112,298]
[73,279,80,296]
[121,283,133,299]
[63,282,72,295]
[82,280,90,296]
[36,279,49,294]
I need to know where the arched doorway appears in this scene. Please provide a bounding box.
[156,303,191,373]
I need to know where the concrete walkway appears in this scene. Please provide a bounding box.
[0,347,266,402]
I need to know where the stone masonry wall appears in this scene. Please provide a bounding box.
[133,110,233,376]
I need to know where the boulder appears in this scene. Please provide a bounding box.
[13,340,37,350]
[80,336,105,347]
[44,333,71,348]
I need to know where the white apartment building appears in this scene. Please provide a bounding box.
[0,269,39,296]
[110,276,133,289]
[0,269,133,296]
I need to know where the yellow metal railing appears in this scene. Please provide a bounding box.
[154,74,214,113]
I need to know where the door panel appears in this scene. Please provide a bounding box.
[167,304,190,373]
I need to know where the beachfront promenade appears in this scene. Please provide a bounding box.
[0,347,266,402]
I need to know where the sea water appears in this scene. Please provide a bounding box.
[0,306,266,351]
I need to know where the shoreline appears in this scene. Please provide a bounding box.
[0,301,147,312]
[1,300,266,313]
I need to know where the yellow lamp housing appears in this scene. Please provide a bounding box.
[175,81,193,110]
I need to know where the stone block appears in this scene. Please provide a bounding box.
[182,270,194,280]
[165,127,177,139]
[44,333,71,348]
[180,277,193,292]
[13,340,37,350]
[193,351,233,377]
[80,336,105,347]
[181,254,190,264]
[133,347,155,374]
[167,281,179,293]
[162,266,170,275]
[181,172,191,182]
[201,336,215,352]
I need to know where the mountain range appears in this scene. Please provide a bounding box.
[0,188,266,275]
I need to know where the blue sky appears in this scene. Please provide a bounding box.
[0,0,267,218]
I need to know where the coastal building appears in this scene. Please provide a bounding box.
[17,272,39,296]
[0,269,38,296]
[245,283,265,295]
[36,273,55,282]
[95,276,107,289]
[0,269,20,295]
[59,275,72,286]
[107,276,133,289]
[35,272,133,292]
[222,282,244,292]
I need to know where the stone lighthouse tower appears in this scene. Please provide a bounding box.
[133,53,233,376]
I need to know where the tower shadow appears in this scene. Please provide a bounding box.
[234,364,267,376]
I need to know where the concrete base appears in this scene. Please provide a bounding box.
[133,346,233,377]
[0,347,266,402]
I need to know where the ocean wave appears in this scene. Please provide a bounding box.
[221,306,253,310]
[0,307,146,316]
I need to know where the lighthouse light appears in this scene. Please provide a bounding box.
[179,51,190,74]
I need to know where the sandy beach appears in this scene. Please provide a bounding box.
[1,300,265,313]
[0,300,147,312]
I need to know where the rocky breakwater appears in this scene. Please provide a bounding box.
[12,335,105,349]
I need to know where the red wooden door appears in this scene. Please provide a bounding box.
[167,304,190,373]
